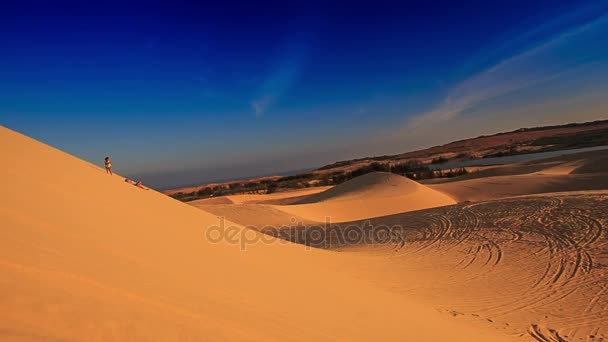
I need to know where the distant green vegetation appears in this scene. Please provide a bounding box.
[483,146,519,158]
[170,161,468,202]
[316,155,393,170]
[431,156,449,164]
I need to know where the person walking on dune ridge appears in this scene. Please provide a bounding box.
[104,156,113,175]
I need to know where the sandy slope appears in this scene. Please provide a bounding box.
[426,149,608,202]
[0,125,516,341]
[286,192,608,342]
[188,187,330,207]
[437,149,608,180]
[227,186,330,205]
[190,202,315,228]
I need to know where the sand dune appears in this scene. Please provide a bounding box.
[197,173,456,225]
[428,173,608,202]
[273,172,456,223]
[186,147,608,341]
[436,149,608,180]
[426,149,608,202]
[1,125,517,341]
[296,171,422,203]
[278,192,608,342]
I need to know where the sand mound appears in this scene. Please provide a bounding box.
[426,149,608,202]
[535,160,586,175]
[269,172,456,223]
[278,192,608,341]
[297,172,420,203]
[532,149,608,175]
[438,149,608,181]
[194,173,456,225]
[0,126,514,341]
[570,150,608,174]
[429,173,608,202]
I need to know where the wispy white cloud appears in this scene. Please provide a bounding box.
[252,95,274,117]
[405,11,608,130]
[251,40,309,117]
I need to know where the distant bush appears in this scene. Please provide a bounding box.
[455,152,472,159]
[316,155,393,171]
[435,167,468,178]
[483,146,517,158]
[265,181,278,194]
[431,156,448,164]
[229,183,242,190]
[197,187,213,196]
[390,160,422,175]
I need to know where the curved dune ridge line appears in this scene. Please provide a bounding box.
[0,125,517,341]
[227,187,331,205]
[426,149,608,202]
[189,187,330,207]
[435,149,608,181]
[272,172,457,223]
[191,202,316,228]
[570,150,608,174]
[296,172,422,203]
[284,192,608,342]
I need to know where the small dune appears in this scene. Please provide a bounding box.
[570,150,608,174]
[426,149,608,202]
[274,172,456,222]
[296,171,422,203]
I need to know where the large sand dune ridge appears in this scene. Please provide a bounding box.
[0,125,516,341]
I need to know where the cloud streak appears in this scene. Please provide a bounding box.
[406,11,608,130]
[252,95,274,117]
[251,57,301,117]
[250,37,310,117]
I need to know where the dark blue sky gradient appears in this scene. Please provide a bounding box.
[2,1,608,188]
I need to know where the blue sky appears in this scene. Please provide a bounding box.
[2,1,608,189]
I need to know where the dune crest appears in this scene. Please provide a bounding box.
[427,149,608,202]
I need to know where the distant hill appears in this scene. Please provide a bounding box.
[318,119,608,171]
[165,119,608,201]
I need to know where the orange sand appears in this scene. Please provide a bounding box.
[1,125,517,341]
